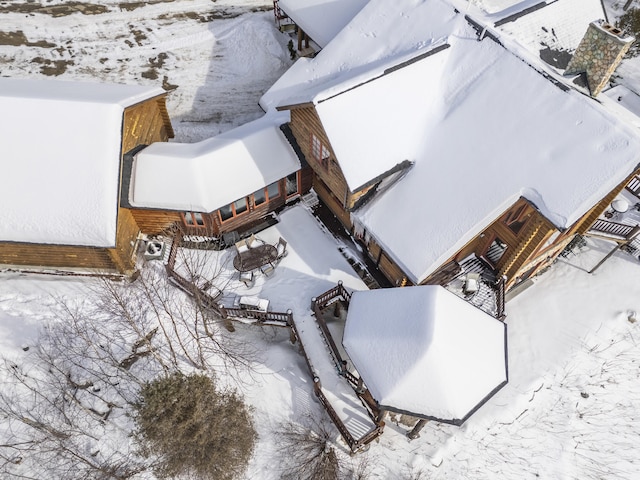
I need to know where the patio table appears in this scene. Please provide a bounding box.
[233,244,278,272]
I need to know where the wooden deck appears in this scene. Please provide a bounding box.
[444,256,506,320]
[164,233,382,452]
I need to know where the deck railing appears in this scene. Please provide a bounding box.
[311,281,353,376]
[164,238,384,452]
[495,275,506,321]
[589,219,635,240]
[626,175,640,199]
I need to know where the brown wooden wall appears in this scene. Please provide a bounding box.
[358,233,409,286]
[0,94,174,274]
[212,177,296,236]
[131,209,182,236]
[313,177,353,230]
[0,242,117,272]
[289,108,352,206]
[108,207,143,273]
[122,96,174,154]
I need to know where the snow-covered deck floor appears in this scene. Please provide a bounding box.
[171,205,378,442]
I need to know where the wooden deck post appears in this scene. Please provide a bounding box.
[287,310,297,344]
[217,303,235,332]
[407,419,428,440]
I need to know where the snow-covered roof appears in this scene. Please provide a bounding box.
[130,112,300,212]
[469,0,546,16]
[0,77,165,248]
[343,285,507,424]
[351,29,640,283]
[278,0,368,48]
[495,0,606,69]
[261,0,460,111]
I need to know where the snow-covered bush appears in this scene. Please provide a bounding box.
[134,372,256,480]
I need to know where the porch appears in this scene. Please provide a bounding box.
[585,181,640,259]
[440,255,506,321]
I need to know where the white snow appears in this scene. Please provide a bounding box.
[496,0,606,61]
[262,0,461,111]
[3,0,640,478]
[0,77,164,247]
[130,112,300,212]
[343,285,507,423]
[278,0,368,48]
[346,28,640,284]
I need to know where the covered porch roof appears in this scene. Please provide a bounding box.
[129,112,300,213]
[343,285,508,425]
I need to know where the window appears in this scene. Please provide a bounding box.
[311,133,330,169]
[253,188,267,206]
[234,198,248,215]
[251,181,280,208]
[267,181,280,201]
[486,237,507,266]
[286,172,299,198]
[219,198,248,222]
[183,212,205,228]
[503,204,529,235]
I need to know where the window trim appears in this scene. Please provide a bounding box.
[218,197,250,223]
[182,211,206,228]
[286,171,300,199]
[218,182,282,223]
[502,204,529,235]
[311,133,330,170]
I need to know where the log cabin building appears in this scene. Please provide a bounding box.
[4,0,640,293]
[126,113,313,240]
[266,0,640,294]
[0,78,174,275]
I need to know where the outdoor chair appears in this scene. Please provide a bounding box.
[464,273,480,295]
[246,234,265,248]
[222,230,240,248]
[235,238,249,253]
[275,237,288,259]
[239,270,254,288]
[260,263,275,277]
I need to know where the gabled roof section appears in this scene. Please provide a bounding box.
[314,43,452,192]
[262,0,460,111]
[0,77,165,248]
[351,30,640,284]
[130,112,300,212]
[278,0,369,48]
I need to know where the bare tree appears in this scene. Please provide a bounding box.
[0,249,256,478]
[275,415,347,480]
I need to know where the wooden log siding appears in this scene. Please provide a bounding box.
[121,96,173,154]
[108,207,142,273]
[211,180,287,236]
[363,235,413,287]
[0,242,116,272]
[289,108,352,205]
[312,177,354,230]
[130,209,182,236]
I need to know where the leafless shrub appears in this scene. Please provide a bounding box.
[275,416,346,480]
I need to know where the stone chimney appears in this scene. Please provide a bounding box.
[564,20,634,97]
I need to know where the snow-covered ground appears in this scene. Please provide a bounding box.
[3,0,640,478]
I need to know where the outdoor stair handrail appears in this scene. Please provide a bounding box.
[588,219,636,241]
[164,232,384,452]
